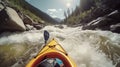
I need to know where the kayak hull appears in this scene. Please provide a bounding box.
[26,39,76,67]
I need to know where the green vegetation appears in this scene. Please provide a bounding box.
[65,8,92,25]
[7,0,43,23]
[64,0,94,25]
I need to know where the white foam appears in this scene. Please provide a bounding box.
[0,25,119,67]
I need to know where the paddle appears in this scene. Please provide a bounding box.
[44,30,50,44]
[34,30,50,58]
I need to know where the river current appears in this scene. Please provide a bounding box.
[0,25,120,67]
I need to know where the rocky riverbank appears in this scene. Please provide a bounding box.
[0,1,45,33]
[65,0,120,34]
[82,10,120,33]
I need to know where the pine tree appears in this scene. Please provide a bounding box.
[67,8,70,17]
[64,10,67,19]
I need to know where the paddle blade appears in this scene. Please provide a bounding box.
[44,30,49,44]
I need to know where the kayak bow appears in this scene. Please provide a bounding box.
[26,38,76,67]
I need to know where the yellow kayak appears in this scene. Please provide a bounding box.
[26,38,76,67]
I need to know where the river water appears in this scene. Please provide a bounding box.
[0,25,120,67]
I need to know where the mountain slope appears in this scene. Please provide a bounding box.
[54,18,62,22]
[22,0,58,23]
[7,0,57,24]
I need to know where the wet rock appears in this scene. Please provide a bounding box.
[0,7,26,32]
[26,24,36,30]
[82,25,96,30]
[0,2,5,11]
[110,23,120,33]
[33,24,44,30]
[116,62,120,67]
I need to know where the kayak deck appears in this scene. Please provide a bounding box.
[26,39,76,67]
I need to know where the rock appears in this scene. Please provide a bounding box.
[33,24,44,30]
[0,2,5,11]
[92,8,105,18]
[107,10,120,22]
[82,10,120,31]
[82,17,109,30]
[116,62,120,67]
[110,23,120,33]
[26,24,36,30]
[82,25,96,30]
[0,7,26,32]
[23,15,33,25]
[87,17,106,26]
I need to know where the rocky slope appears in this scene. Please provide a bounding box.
[65,0,120,33]
[0,0,58,33]
[82,10,120,33]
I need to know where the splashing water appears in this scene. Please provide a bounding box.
[0,25,120,67]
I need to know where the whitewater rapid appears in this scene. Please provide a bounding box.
[0,25,120,67]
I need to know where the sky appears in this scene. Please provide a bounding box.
[26,0,80,19]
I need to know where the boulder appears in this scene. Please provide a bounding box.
[82,25,96,30]
[23,15,33,25]
[26,24,36,30]
[110,23,120,33]
[82,17,109,30]
[87,17,106,26]
[116,62,120,67]
[33,24,44,30]
[107,10,120,22]
[0,7,26,32]
[82,10,120,31]
[0,2,5,11]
